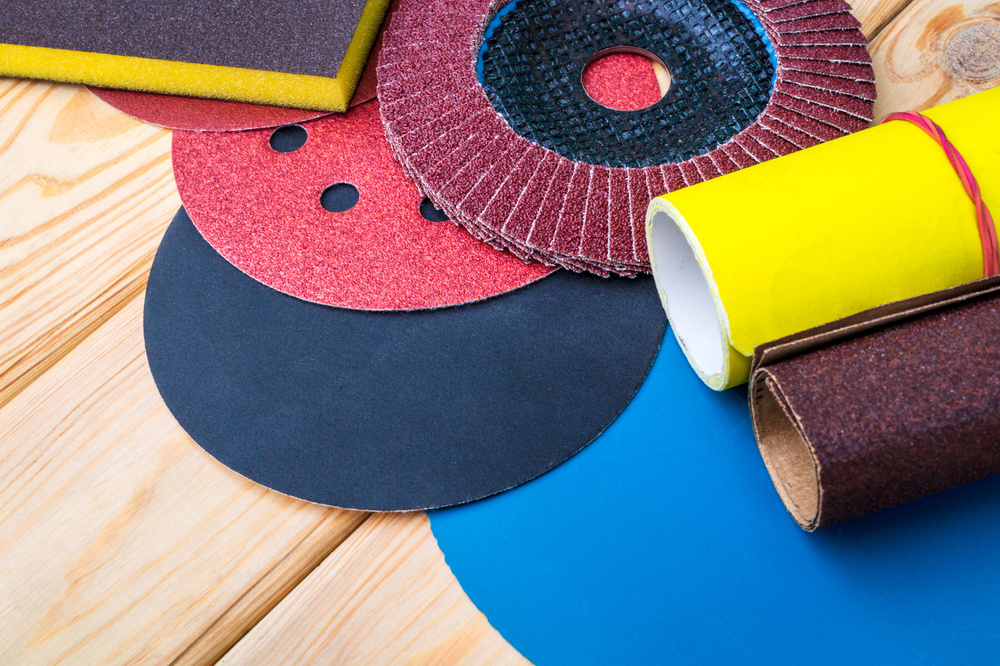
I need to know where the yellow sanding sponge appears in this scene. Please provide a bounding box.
[0,0,390,112]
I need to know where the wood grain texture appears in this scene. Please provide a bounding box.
[852,0,918,39]
[870,0,1000,120]
[0,78,179,410]
[220,513,528,666]
[0,297,368,665]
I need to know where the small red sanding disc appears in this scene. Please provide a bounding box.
[172,99,554,310]
[88,88,331,132]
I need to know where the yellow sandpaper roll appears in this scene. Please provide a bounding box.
[646,86,1000,390]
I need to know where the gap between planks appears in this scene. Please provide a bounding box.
[170,511,372,666]
[855,0,919,40]
[218,513,528,666]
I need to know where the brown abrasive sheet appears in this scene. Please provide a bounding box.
[0,0,368,78]
[750,277,1000,531]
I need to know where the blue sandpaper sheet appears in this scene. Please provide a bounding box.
[430,336,1000,665]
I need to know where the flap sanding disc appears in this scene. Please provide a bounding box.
[378,0,876,276]
[143,208,666,511]
[173,100,553,310]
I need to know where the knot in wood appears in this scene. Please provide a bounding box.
[943,20,1000,83]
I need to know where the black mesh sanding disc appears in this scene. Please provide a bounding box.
[480,0,775,168]
[144,208,666,511]
[378,0,876,277]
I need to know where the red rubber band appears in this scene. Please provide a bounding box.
[881,111,999,278]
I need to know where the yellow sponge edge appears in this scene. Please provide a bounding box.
[0,0,390,112]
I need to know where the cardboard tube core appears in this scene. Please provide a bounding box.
[754,375,820,530]
[648,204,728,386]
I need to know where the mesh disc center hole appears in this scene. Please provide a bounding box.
[581,47,670,111]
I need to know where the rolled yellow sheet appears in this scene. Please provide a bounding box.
[646,86,1000,390]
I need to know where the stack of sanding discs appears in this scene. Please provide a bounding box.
[137,1,669,511]
[378,0,876,276]
[132,0,876,511]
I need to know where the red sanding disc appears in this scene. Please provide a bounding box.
[172,99,553,310]
[377,0,876,277]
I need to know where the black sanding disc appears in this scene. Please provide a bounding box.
[144,209,667,511]
[480,0,775,168]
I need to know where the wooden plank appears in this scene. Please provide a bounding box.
[852,0,917,40]
[870,0,1000,120]
[0,78,179,410]
[220,513,528,666]
[0,297,369,665]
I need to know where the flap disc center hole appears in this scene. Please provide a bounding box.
[582,47,670,111]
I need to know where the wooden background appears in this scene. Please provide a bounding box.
[1,0,998,662]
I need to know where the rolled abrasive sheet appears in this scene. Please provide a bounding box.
[749,277,1000,531]
[646,85,1000,389]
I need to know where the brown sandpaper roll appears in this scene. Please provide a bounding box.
[750,277,1000,531]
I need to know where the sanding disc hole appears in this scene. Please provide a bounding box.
[582,47,670,111]
[420,197,450,222]
[269,124,308,152]
[321,183,359,213]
